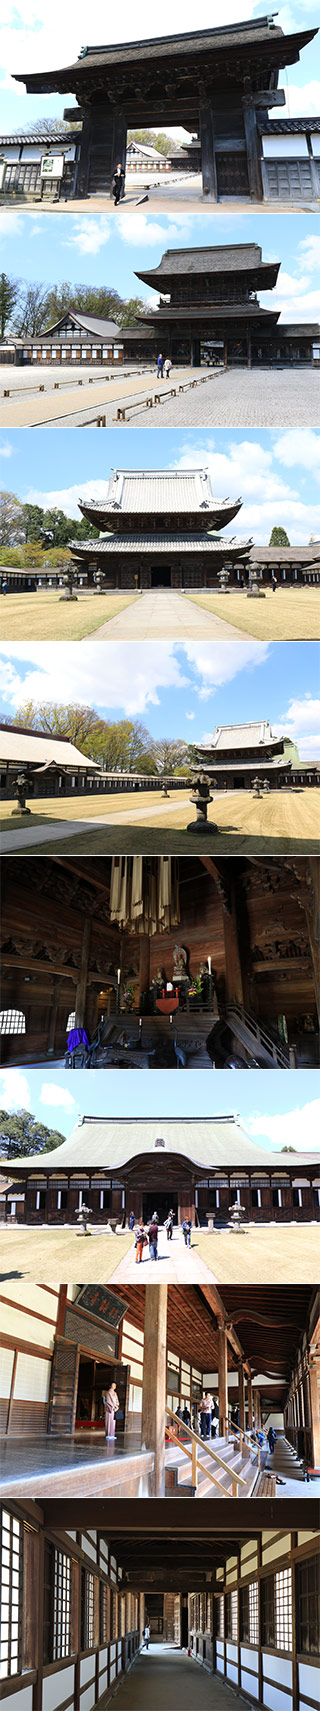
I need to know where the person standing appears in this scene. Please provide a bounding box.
[129,1210,135,1230]
[165,1208,174,1240]
[135,1223,147,1264]
[199,1393,212,1439]
[112,162,125,204]
[164,357,172,379]
[157,353,164,378]
[144,1622,150,1650]
[148,1216,159,1260]
[103,1380,119,1440]
[182,1217,192,1247]
[272,574,278,593]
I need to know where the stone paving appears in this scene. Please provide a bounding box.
[104,1646,247,1710]
[110,1224,216,1284]
[34,367,319,429]
[96,588,243,639]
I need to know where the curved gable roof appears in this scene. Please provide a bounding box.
[7,1116,319,1172]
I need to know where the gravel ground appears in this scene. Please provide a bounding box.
[37,367,319,428]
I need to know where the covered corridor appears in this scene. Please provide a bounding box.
[105,1642,234,1708]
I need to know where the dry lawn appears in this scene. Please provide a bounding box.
[185,587,320,640]
[2,785,319,855]
[0,1223,319,1284]
[0,590,136,640]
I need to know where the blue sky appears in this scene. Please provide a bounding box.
[1,210,320,327]
[2,426,320,547]
[0,640,319,758]
[1,2,319,130]
[0,1065,319,1155]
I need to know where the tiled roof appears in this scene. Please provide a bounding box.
[9,1113,318,1171]
[259,117,320,132]
[0,728,98,768]
[199,721,277,752]
[71,533,250,555]
[139,244,265,275]
[42,313,121,340]
[81,470,241,518]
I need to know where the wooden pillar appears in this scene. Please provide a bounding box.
[291,1533,299,1711]
[75,917,91,1027]
[112,111,127,195]
[223,882,245,1005]
[309,1355,320,1466]
[257,1535,263,1706]
[217,1320,228,1436]
[32,1524,44,1711]
[255,1389,261,1430]
[139,935,150,1000]
[247,1373,253,1429]
[56,1284,67,1338]
[242,89,263,201]
[141,1285,168,1496]
[200,103,218,199]
[238,1362,246,1433]
[47,979,60,1056]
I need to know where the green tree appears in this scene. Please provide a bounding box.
[22,503,45,542]
[0,272,20,338]
[0,1110,65,1159]
[45,282,124,326]
[269,526,290,547]
[119,297,144,327]
[0,491,25,547]
[153,738,190,773]
[11,700,107,756]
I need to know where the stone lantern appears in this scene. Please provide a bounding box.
[59,565,78,602]
[94,568,105,595]
[217,565,230,594]
[187,771,218,834]
[11,771,34,816]
[247,565,265,599]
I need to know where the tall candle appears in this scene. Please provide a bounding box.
[208,955,212,974]
[117,967,121,984]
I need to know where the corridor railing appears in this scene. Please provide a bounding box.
[225,1422,261,1469]
[165,1405,247,1497]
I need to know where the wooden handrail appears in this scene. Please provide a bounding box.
[166,1405,247,1494]
[226,1423,261,1469]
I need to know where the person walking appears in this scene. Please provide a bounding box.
[164,357,172,379]
[182,1217,192,1247]
[148,1216,159,1260]
[157,353,164,378]
[129,1210,135,1230]
[267,1425,277,1454]
[135,1223,147,1264]
[144,1622,150,1651]
[272,574,278,593]
[112,162,125,204]
[103,1380,119,1441]
[182,1403,191,1429]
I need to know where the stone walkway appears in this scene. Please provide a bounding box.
[104,1646,243,1709]
[109,1225,216,1284]
[0,365,213,428]
[95,588,243,639]
[141,368,320,428]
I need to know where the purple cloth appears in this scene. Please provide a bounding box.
[67,1028,89,1050]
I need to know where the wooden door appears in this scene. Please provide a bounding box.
[48,1337,80,1435]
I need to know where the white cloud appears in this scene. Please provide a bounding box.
[39,1082,76,1111]
[185,710,195,719]
[273,694,320,760]
[0,5,257,88]
[0,638,271,718]
[0,1067,31,1112]
[173,437,320,544]
[0,442,13,459]
[25,479,112,520]
[117,212,194,247]
[63,218,112,255]
[281,79,320,116]
[247,1099,320,1155]
[298,235,320,275]
[0,212,24,242]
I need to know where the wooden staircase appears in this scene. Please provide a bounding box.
[165,1412,276,1499]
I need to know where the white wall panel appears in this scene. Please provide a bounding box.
[0,1691,33,1711]
[14,1352,50,1402]
[263,1654,292,1687]
[263,1687,292,1711]
[0,1346,14,1397]
[81,1535,96,1562]
[241,1647,258,1672]
[226,1643,237,1662]
[242,1671,259,1697]
[226,1662,238,1684]
[80,1656,95,1684]
[43,1665,75,1710]
[80,1684,95,1711]
[216,1656,224,1673]
[299,1662,320,1697]
[0,1291,56,1348]
[262,135,309,157]
[98,1649,108,1671]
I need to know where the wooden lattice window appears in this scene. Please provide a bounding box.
[226,1589,238,1642]
[240,1585,250,1642]
[0,1508,23,1678]
[217,1595,225,1639]
[0,1009,26,1035]
[81,1569,94,1650]
[111,1588,118,1639]
[262,1569,292,1652]
[43,1541,72,1662]
[100,1582,110,1645]
[296,1557,320,1656]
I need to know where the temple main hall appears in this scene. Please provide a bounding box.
[71,467,251,592]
